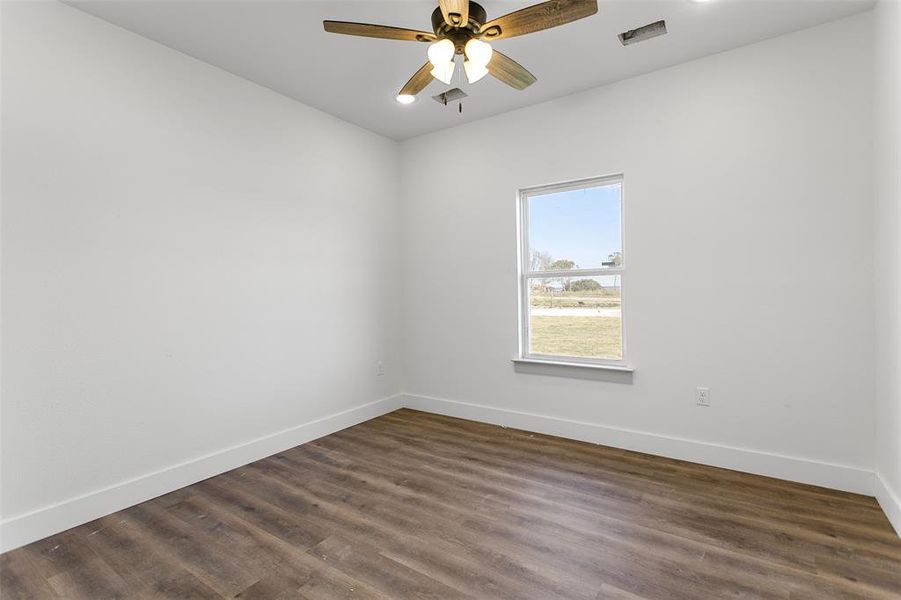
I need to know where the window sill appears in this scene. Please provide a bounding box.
[512,358,635,373]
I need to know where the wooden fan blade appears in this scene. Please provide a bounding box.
[479,0,597,40]
[487,50,536,90]
[438,0,469,27]
[398,62,435,97]
[323,21,436,42]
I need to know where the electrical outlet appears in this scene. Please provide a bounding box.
[696,387,710,407]
[376,361,385,376]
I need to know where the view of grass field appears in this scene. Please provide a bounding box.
[528,286,622,360]
[530,315,623,359]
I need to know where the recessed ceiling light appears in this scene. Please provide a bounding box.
[691,0,712,3]
[395,94,416,105]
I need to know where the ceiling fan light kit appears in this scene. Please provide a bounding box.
[324,0,598,103]
[428,38,456,84]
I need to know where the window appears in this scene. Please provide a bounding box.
[517,175,626,367]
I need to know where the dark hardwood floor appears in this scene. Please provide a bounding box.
[2,408,900,599]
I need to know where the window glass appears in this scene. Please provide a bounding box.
[527,275,623,361]
[527,182,622,272]
[520,176,625,364]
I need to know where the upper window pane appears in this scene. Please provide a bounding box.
[526,181,622,272]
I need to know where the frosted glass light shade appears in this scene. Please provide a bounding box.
[430,61,455,84]
[464,39,493,66]
[428,39,455,67]
[464,60,488,83]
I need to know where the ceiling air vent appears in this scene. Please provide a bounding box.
[618,20,667,46]
[433,88,468,105]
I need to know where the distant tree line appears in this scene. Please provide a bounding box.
[530,249,620,293]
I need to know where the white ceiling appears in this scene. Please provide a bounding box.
[69,0,873,140]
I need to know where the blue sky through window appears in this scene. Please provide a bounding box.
[528,182,622,270]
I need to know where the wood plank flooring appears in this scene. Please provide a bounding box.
[2,408,900,599]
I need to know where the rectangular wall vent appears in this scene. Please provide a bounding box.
[433,88,468,105]
[618,20,667,46]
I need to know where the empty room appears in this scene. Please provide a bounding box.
[1,0,900,597]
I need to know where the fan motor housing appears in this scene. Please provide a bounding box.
[431,1,488,49]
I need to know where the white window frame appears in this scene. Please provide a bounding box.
[516,174,627,368]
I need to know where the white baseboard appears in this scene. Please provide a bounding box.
[0,394,404,553]
[402,393,875,496]
[875,472,901,537]
[2,391,889,553]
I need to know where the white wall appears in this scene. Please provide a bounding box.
[400,13,876,492]
[1,0,402,550]
[874,0,901,534]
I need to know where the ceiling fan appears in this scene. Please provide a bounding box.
[323,0,599,104]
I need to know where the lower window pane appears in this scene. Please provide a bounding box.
[528,275,623,360]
